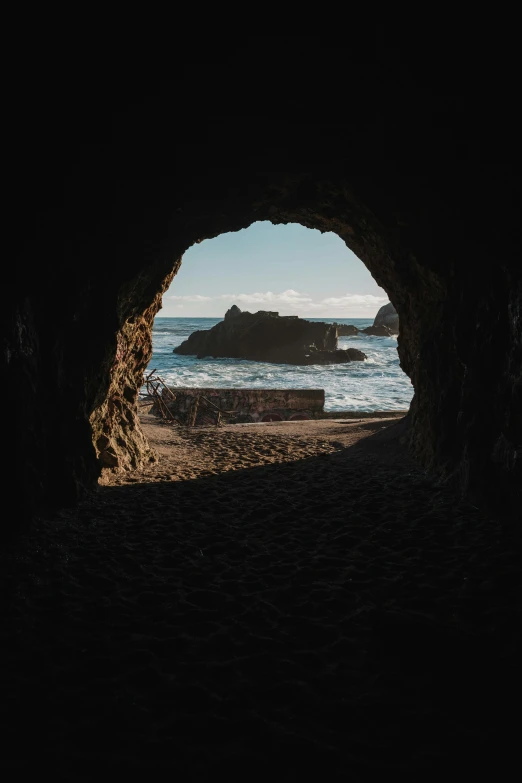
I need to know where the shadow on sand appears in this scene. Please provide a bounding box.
[1,421,520,779]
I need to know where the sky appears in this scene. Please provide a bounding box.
[159,221,390,318]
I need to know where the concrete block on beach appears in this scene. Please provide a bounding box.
[155,387,325,423]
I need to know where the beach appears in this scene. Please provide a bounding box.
[2,413,520,779]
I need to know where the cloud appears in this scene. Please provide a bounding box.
[320,294,388,308]
[217,290,313,306]
[165,290,389,314]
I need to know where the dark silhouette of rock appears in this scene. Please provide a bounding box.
[173,307,366,365]
[361,325,393,336]
[333,323,360,336]
[304,347,367,364]
[374,302,399,334]
[224,304,242,320]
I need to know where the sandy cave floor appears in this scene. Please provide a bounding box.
[2,415,521,780]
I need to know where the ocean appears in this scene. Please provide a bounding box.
[145,317,413,412]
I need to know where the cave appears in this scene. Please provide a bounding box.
[4,40,521,777]
[9,54,520,524]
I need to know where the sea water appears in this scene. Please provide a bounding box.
[145,317,413,412]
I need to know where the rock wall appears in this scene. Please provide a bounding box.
[6,41,521,527]
[89,302,159,471]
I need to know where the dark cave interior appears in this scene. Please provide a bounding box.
[4,39,521,779]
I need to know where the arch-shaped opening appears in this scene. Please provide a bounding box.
[90,194,420,486]
[148,222,412,422]
[78,178,517,518]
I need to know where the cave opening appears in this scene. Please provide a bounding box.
[23,161,515,521]
[145,221,412,423]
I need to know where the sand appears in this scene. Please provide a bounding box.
[2,414,521,780]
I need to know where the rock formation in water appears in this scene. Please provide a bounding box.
[361,325,393,336]
[305,346,366,364]
[333,323,360,336]
[173,306,366,365]
[333,321,394,337]
[374,302,399,334]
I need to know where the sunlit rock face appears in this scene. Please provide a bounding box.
[89,301,160,471]
[6,44,521,525]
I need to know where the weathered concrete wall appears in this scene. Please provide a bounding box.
[157,387,325,423]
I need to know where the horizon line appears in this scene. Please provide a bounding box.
[155,314,379,319]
